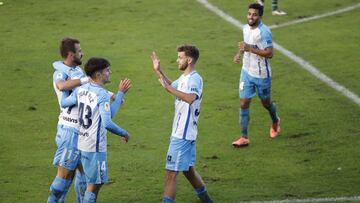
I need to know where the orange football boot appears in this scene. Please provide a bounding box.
[232,137,250,147]
[270,118,281,138]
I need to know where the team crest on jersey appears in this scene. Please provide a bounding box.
[56,72,63,79]
[104,102,110,112]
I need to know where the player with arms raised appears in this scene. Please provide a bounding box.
[151,45,212,203]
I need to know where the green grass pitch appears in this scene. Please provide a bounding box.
[0,0,359,202]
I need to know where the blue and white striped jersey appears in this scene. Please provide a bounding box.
[61,83,128,152]
[242,21,273,78]
[171,71,203,141]
[52,61,86,129]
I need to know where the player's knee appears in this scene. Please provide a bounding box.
[87,184,102,193]
[240,102,249,109]
[166,170,178,180]
[183,166,194,175]
[240,99,251,109]
[57,166,74,180]
[261,100,271,109]
[182,170,191,179]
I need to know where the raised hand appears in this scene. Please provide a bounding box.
[151,51,161,72]
[119,78,132,93]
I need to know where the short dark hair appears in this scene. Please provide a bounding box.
[249,3,264,16]
[59,37,80,59]
[177,44,200,64]
[84,57,110,79]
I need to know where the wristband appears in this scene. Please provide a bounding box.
[108,91,114,97]
[80,77,89,84]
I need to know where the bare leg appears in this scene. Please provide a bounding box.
[183,166,205,189]
[163,170,178,201]
[183,166,212,203]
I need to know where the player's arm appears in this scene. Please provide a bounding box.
[53,62,89,91]
[158,76,197,104]
[234,42,245,64]
[233,49,243,64]
[61,88,78,108]
[110,79,131,118]
[150,51,172,84]
[239,41,273,58]
[56,77,89,91]
[99,101,130,142]
[110,91,124,118]
[249,46,273,58]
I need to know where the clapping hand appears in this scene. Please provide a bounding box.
[151,51,161,72]
[119,78,131,93]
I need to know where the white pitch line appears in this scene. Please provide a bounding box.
[196,0,360,107]
[269,3,360,29]
[239,195,360,203]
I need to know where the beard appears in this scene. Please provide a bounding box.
[248,18,259,27]
[104,75,111,84]
[179,62,188,71]
[73,57,82,66]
